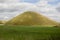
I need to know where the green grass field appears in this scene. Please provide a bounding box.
[0,25,60,40]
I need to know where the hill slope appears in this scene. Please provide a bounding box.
[0,20,3,24]
[5,11,58,26]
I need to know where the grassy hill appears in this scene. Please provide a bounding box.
[0,20,3,24]
[0,20,7,25]
[5,11,58,26]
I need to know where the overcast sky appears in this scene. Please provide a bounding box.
[0,0,60,22]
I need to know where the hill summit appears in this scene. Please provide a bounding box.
[5,11,58,25]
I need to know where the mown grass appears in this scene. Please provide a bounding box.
[0,25,60,40]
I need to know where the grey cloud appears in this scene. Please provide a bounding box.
[0,0,6,3]
[56,7,60,12]
[0,0,19,3]
[0,8,20,12]
[0,13,17,20]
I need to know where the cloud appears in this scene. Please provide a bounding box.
[0,3,38,13]
[0,0,60,22]
[56,3,60,12]
[36,0,56,12]
[36,0,60,22]
[56,7,60,12]
[0,2,38,20]
[1,3,38,10]
[0,0,20,3]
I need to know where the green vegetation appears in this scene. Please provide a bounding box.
[5,11,58,26]
[0,25,60,40]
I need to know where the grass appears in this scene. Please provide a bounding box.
[0,25,60,40]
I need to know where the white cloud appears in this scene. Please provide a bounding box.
[35,0,60,22]
[0,0,20,3]
[0,0,60,22]
[36,0,56,12]
[0,2,38,20]
[4,16,8,20]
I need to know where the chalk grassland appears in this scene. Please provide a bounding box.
[0,25,60,40]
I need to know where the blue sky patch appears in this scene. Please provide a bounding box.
[48,0,60,5]
[20,0,39,3]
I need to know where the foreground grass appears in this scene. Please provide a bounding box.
[0,25,60,40]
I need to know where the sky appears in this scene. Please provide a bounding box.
[0,0,60,22]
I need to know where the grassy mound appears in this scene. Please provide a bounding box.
[0,20,7,25]
[5,11,58,26]
[0,20,3,24]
